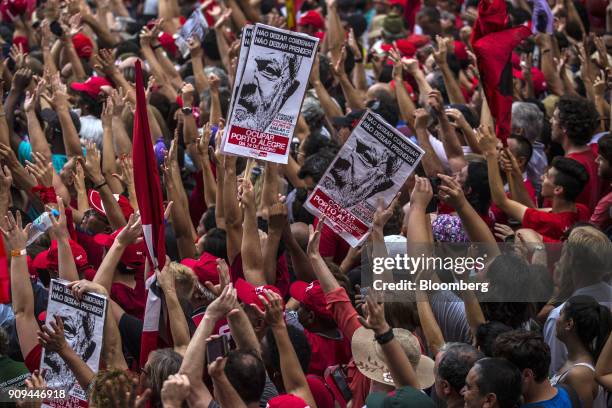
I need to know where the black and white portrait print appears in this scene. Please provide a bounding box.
[43,307,97,391]
[234,51,302,131]
[322,135,402,209]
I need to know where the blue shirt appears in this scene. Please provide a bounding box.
[522,386,572,408]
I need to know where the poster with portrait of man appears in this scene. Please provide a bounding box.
[223,23,319,164]
[225,25,253,127]
[305,111,425,247]
[41,280,107,408]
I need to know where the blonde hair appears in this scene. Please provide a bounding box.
[167,262,197,300]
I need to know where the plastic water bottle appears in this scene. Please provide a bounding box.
[26,209,60,247]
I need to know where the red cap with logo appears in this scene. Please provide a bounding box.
[158,32,178,57]
[94,229,146,270]
[180,252,219,285]
[72,33,94,59]
[235,278,283,311]
[289,280,333,320]
[266,394,311,408]
[88,190,134,221]
[71,76,113,99]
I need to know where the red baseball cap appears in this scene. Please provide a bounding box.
[88,189,134,221]
[33,239,89,272]
[298,10,325,30]
[235,278,283,311]
[180,252,219,285]
[71,76,113,99]
[266,394,311,408]
[72,33,93,59]
[158,32,178,57]
[94,228,146,270]
[405,34,430,49]
[289,280,333,320]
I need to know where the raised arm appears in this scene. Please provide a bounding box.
[390,48,416,129]
[24,81,52,159]
[1,212,39,360]
[428,90,467,174]
[157,263,190,355]
[309,53,343,120]
[48,198,80,282]
[359,295,420,389]
[209,357,248,408]
[330,46,366,111]
[433,36,466,105]
[478,126,528,222]
[83,141,127,229]
[437,173,500,253]
[413,109,446,176]
[223,154,243,264]
[179,285,237,408]
[260,289,317,407]
[238,179,266,286]
[101,98,123,194]
[188,37,209,95]
[265,196,288,266]
[415,290,445,357]
[197,123,217,208]
[500,149,535,208]
[47,74,84,159]
[535,34,563,96]
[306,219,341,293]
[93,214,142,293]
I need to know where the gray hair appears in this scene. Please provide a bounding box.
[512,102,543,143]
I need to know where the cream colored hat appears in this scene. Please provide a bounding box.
[351,327,435,389]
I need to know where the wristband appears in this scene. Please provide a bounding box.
[11,248,26,257]
[354,58,363,63]
[94,181,108,190]
[374,328,394,345]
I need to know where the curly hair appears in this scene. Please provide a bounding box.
[556,96,599,146]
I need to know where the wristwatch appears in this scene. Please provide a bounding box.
[11,248,26,257]
[182,106,193,115]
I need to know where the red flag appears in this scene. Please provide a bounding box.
[470,0,531,146]
[0,236,8,304]
[133,60,167,368]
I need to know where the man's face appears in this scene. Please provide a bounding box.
[540,167,558,199]
[551,108,563,142]
[461,367,486,408]
[80,209,110,234]
[596,154,612,179]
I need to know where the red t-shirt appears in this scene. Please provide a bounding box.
[24,344,42,373]
[303,329,352,377]
[522,204,590,241]
[567,149,601,214]
[590,191,612,230]
[313,218,350,266]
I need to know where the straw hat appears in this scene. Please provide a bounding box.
[351,327,435,389]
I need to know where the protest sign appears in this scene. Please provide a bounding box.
[225,25,253,128]
[222,23,319,164]
[175,8,208,58]
[41,280,107,408]
[305,110,424,247]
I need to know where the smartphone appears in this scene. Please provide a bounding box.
[425,176,441,214]
[206,336,229,363]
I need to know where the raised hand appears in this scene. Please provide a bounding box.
[161,374,190,408]
[409,176,433,211]
[67,279,107,301]
[358,294,390,335]
[116,214,143,246]
[37,315,68,353]
[306,217,325,257]
[0,211,30,251]
[414,108,431,129]
[372,195,399,232]
[437,173,467,210]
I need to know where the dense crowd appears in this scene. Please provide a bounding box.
[0,0,611,407]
